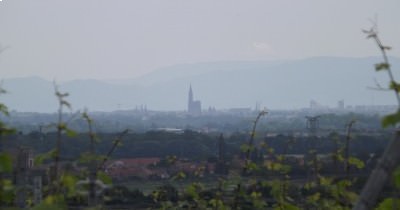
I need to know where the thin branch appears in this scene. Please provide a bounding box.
[354,25,400,210]
[344,120,356,178]
[97,129,130,171]
[242,110,268,175]
[363,27,400,106]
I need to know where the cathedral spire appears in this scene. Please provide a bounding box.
[188,84,193,111]
[188,84,201,115]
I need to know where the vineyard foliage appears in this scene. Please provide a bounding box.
[0,27,399,210]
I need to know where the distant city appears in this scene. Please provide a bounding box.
[114,84,397,115]
[0,85,395,135]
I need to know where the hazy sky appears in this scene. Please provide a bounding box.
[0,0,399,81]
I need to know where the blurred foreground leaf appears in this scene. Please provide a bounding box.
[0,153,12,172]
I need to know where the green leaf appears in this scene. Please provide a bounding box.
[375,62,390,71]
[348,157,365,169]
[307,192,320,203]
[209,198,224,208]
[61,174,78,196]
[186,183,203,200]
[32,195,66,210]
[390,81,400,91]
[269,180,283,198]
[282,203,300,210]
[383,46,392,50]
[275,155,283,162]
[58,123,66,130]
[376,198,400,210]
[0,103,9,116]
[98,171,112,185]
[0,179,15,205]
[166,155,177,165]
[265,160,282,171]
[394,167,400,188]
[0,179,14,204]
[61,174,76,188]
[0,121,15,135]
[34,149,57,165]
[246,162,259,171]
[319,176,333,186]
[61,100,71,109]
[382,110,400,128]
[251,191,262,199]
[0,153,12,172]
[31,203,66,210]
[240,144,253,152]
[82,112,93,123]
[65,128,77,137]
[172,171,186,180]
[55,91,69,98]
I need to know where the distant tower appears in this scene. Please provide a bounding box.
[188,85,201,115]
[188,85,194,111]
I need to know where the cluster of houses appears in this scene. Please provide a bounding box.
[104,157,216,180]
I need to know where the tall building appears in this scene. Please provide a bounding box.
[188,85,201,115]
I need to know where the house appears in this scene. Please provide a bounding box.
[105,158,160,180]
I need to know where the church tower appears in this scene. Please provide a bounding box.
[188,85,201,115]
[188,85,193,111]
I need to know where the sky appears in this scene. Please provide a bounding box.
[0,0,399,81]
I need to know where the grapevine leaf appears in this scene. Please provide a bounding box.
[0,153,12,172]
[98,171,112,185]
[66,128,77,137]
[382,110,400,128]
[348,157,365,169]
[394,167,400,188]
[375,62,390,71]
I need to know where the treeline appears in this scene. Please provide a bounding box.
[1,111,386,134]
[2,129,390,162]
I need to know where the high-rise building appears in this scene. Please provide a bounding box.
[188,85,201,115]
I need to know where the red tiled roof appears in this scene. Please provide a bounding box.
[105,157,161,178]
[107,158,160,168]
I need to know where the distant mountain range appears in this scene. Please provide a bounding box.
[1,56,400,113]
